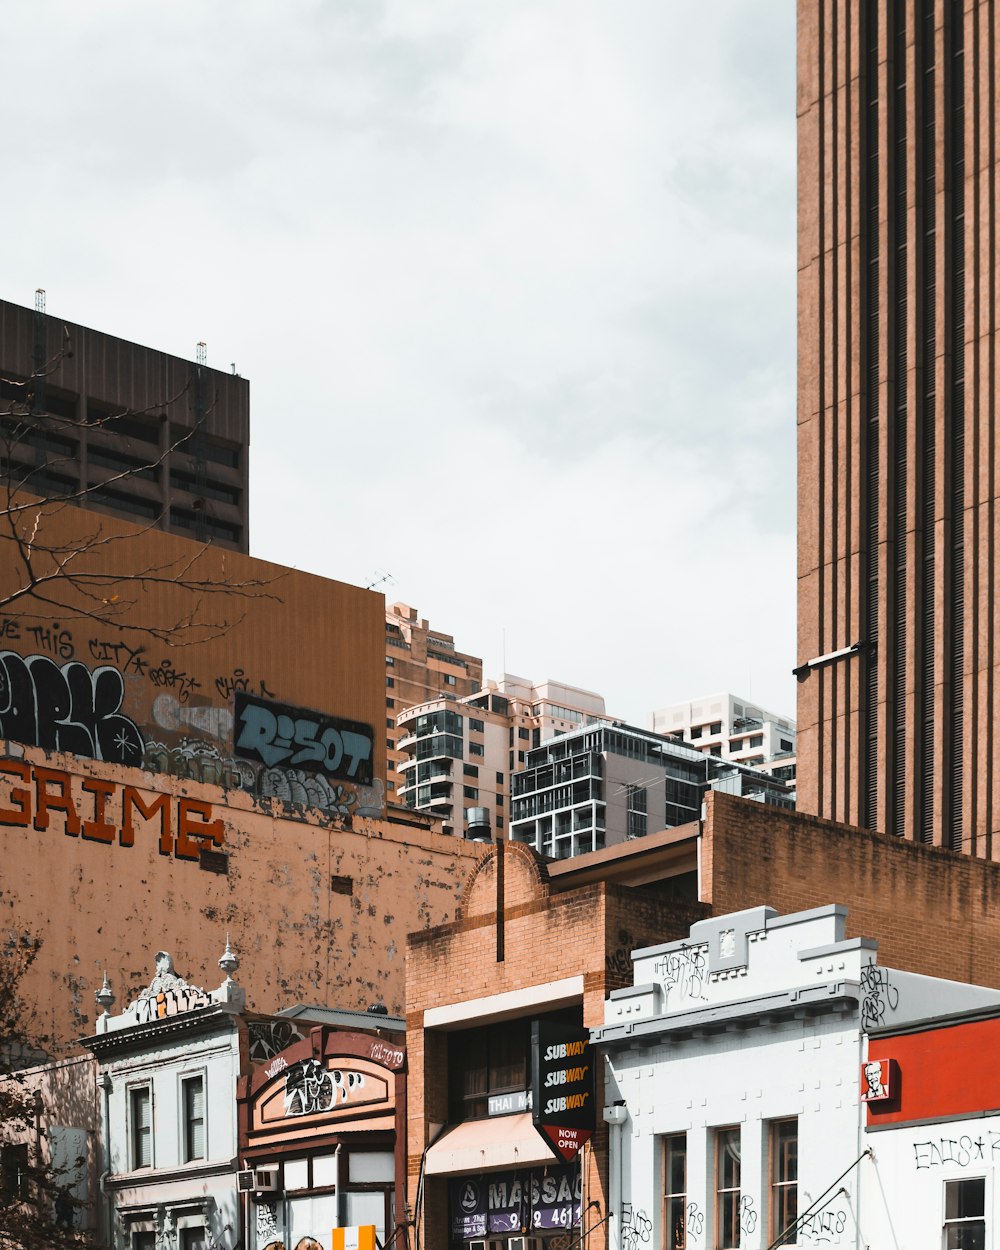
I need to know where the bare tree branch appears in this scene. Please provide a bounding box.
[0,332,281,646]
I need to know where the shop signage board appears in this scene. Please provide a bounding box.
[488,1089,531,1116]
[449,1166,582,1238]
[331,1227,376,1250]
[531,1020,595,1161]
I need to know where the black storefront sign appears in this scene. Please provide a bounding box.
[449,1166,582,1238]
[531,1020,595,1162]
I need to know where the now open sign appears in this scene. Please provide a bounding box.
[531,1020,595,1161]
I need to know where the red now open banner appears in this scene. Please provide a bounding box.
[540,1124,593,1162]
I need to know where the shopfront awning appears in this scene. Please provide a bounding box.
[424,1113,555,1176]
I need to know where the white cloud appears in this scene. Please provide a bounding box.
[2,0,797,724]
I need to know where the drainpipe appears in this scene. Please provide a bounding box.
[97,1072,113,1247]
[334,1143,343,1230]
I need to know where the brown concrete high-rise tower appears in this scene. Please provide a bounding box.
[797,3,1000,855]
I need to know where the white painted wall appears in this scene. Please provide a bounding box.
[99,1009,242,1249]
[860,1113,1000,1250]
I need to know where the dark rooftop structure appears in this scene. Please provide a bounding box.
[0,294,249,551]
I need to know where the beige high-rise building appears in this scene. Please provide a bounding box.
[383,603,483,801]
[798,2,1000,856]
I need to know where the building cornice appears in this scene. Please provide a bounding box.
[593,980,860,1050]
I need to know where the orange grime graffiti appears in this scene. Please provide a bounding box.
[0,759,224,861]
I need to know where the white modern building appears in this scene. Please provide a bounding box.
[651,692,797,789]
[510,722,793,860]
[592,904,1000,1250]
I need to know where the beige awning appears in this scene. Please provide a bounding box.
[424,1113,555,1175]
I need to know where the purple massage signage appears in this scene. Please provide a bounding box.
[449,1166,582,1239]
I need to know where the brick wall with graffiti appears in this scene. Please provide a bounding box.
[0,525,389,824]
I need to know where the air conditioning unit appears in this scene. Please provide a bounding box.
[237,1165,280,1193]
[509,1240,542,1250]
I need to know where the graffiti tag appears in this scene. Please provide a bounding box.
[621,1203,652,1249]
[249,1019,304,1064]
[214,668,275,700]
[860,962,899,1029]
[0,759,223,860]
[0,652,144,763]
[800,1208,848,1243]
[235,693,373,785]
[283,1059,335,1117]
[653,944,708,1003]
[367,1039,405,1069]
[147,658,201,704]
[132,985,211,1024]
[914,1134,1000,1169]
[88,637,146,675]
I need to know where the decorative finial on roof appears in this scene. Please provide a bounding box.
[219,932,239,983]
[95,971,115,1016]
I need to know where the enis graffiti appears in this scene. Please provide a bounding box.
[234,693,374,786]
[0,652,144,764]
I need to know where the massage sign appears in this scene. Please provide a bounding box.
[531,1021,595,1162]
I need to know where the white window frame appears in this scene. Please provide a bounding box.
[128,1082,153,1171]
[179,1069,208,1163]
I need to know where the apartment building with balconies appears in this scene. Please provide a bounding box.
[395,675,608,839]
[511,721,794,860]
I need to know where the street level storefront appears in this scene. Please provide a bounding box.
[237,1019,406,1250]
[591,904,1000,1250]
[862,1007,1000,1247]
[406,839,707,1249]
[447,1164,584,1241]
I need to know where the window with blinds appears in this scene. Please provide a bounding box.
[182,1074,206,1162]
[130,1086,152,1170]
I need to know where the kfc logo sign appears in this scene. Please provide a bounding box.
[860,1057,897,1103]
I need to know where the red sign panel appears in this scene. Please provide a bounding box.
[540,1124,593,1163]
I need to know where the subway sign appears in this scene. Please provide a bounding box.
[531,1021,595,1162]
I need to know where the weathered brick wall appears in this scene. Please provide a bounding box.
[0,744,485,1049]
[705,791,1000,987]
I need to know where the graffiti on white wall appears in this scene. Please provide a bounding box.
[653,944,708,1005]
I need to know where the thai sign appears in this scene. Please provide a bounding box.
[531,1020,595,1162]
[234,692,374,786]
[489,1089,531,1116]
[449,1166,582,1239]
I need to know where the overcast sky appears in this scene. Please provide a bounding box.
[4,1,797,727]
